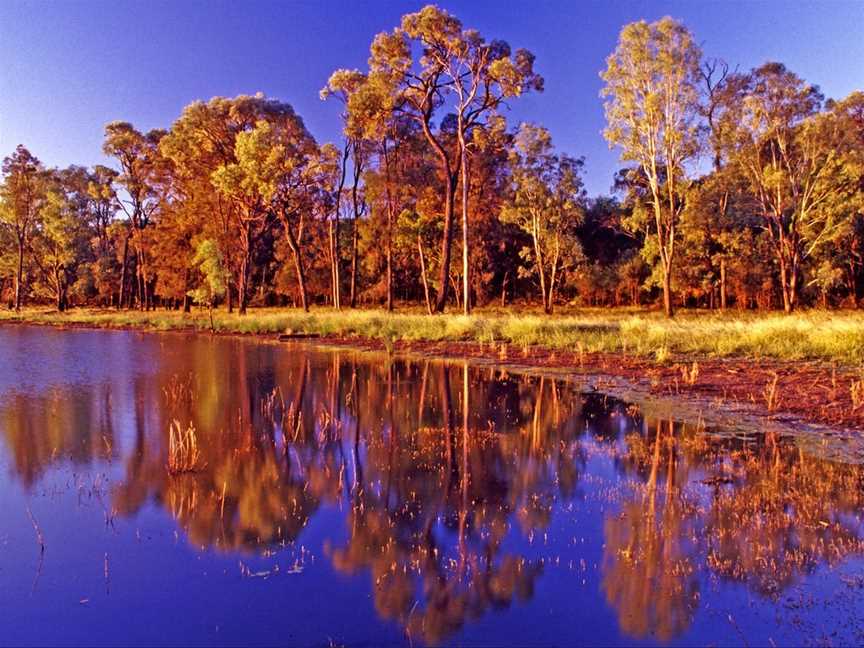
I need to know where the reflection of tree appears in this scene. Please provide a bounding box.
[602,421,864,641]
[10,336,864,645]
[602,421,700,642]
[0,385,115,487]
[327,363,554,646]
[704,436,864,596]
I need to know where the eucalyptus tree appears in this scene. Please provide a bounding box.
[321,69,371,309]
[342,71,406,311]
[103,122,168,310]
[211,112,317,313]
[367,5,542,313]
[601,17,702,317]
[725,65,863,312]
[500,124,586,313]
[161,94,314,313]
[30,170,89,311]
[0,145,47,310]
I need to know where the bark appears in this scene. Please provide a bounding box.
[417,110,460,314]
[349,144,363,309]
[350,221,359,308]
[418,235,432,315]
[182,269,192,313]
[237,223,252,315]
[432,177,457,314]
[382,141,395,312]
[14,238,24,311]
[330,143,349,310]
[662,263,674,318]
[531,213,549,314]
[459,139,470,315]
[117,233,127,309]
[284,223,309,312]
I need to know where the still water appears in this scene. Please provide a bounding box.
[1,325,864,646]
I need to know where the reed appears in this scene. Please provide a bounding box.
[167,419,204,474]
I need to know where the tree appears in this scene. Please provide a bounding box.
[601,17,702,317]
[396,207,439,313]
[163,95,316,314]
[0,146,47,310]
[321,69,371,310]
[501,124,586,313]
[726,65,863,312]
[212,114,317,312]
[188,239,227,330]
[103,122,167,310]
[30,168,93,311]
[368,5,542,313]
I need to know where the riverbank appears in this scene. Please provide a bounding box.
[2,306,863,430]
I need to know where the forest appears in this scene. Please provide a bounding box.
[1,6,863,319]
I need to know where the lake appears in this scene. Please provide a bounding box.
[1,325,863,646]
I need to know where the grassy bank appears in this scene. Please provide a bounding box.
[2,306,863,365]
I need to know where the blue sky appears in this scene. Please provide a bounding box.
[1,0,862,196]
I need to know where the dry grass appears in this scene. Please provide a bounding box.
[167,419,204,475]
[2,305,863,364]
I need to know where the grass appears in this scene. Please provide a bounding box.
[1,305,863,365]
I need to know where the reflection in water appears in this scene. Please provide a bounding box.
[2,329,864,645]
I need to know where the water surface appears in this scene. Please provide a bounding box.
[2,325,864,646]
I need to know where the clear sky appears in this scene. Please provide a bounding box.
[1,0,862,196]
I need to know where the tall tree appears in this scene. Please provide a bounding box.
[501,124,586,313]
[103,122,167,310]
[322,69,371,310]
[368,5,541,313]
[161,95,313,313]
[726,65,862,312]
[0,146,47,311]
[31,170,89,311]
[601,17,702,317]
[210,112,317,312]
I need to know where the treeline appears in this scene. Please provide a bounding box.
[1,7,862,316]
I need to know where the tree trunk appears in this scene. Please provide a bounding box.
[460,145,470,315]
[284,226,308,312]
[720,259,727,310]
[780,258,792,313]
[238,257,249,315]
[237,223,252,315]
[118,232,128,308]
[349,147,363,309]
[350,222,359,308]
[332,145,349,310]
[418,235,432,315]
[434,174,458,313]
[382,141,395,313]
[329,218,340,310]
[662,263,674,318]
[14,239,24,311]
[183,269,192,313]
[788,257,799,312]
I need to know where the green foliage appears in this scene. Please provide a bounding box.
[188,239,227,307]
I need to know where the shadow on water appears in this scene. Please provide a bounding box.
[2,326,864,646]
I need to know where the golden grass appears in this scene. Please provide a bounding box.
[167,419,204,475]
[1,305,863,364]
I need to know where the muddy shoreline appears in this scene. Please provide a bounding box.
[3,317,863,433]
